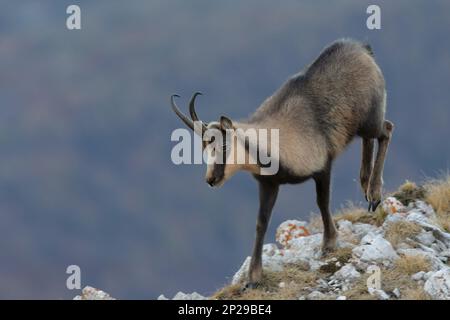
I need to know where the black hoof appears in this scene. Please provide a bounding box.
[242,282,259,291]
[368,200,381,212]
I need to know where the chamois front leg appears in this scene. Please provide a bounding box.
[367,120,394,211]
[246,181,279,289]
[360,138,374,201]
[314,164,338,254]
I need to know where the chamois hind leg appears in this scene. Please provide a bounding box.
[367,120,394,211]
[360,138,374,201]
[245,181,279,289]
[314,163,338,254]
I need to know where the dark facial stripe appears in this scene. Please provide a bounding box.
[212,162,225,181]
[213,129,228,181]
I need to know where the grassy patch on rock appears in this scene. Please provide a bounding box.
[384,220,422,248]
[394,255,431,275]
[344,256,431,300]
[393,180,427,206]
[334,202,387,226]
[424,175,450,232]
[213,263,317,300]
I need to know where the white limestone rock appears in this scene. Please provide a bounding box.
[404,209,450,249]
[262,243,279,256]
[337,220,353,234]
[412,271,426,281]
[424,271,434,281]
[231,252,287,284]
[368,288,390,300]
[333,264,361,282]
[281,249,313,268]
[382,213,405,228]
[276,220,310,248]
[424,269,450,300]
[353,233,399,263]
[73,286,115,300]
[352,223,380,240]
[411,200,436,217]
[173,291,207,300]
[289,233,323,260]
[231,257,251,284]
[406,210,434,226]
[415,231,436,247]
[382,197,406,215]
[306,290,326,300]
[439,249,450,258]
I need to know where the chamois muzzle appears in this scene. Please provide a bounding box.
[206,176,216,187]
[206,175,224,188]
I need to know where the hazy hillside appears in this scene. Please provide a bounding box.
[0,1,449,299]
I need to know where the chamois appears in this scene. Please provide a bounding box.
[170,39,394,288]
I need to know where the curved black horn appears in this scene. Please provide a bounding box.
[170,94,194,131]
[188,92,207,133]
[189,92,202,122]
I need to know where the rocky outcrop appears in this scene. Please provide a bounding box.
[229,196,450,300]
[76,195,450,300]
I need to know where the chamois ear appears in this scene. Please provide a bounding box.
[220,116,234,130]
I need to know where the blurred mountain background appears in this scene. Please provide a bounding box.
[0,0,449,299]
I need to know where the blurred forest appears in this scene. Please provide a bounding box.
[0,0,449,298]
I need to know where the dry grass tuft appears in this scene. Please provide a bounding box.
[343,258,431,300]
[213,283,243,300]
[424,175,450,232]
[213,263,317,300]
[401,287,431,300]
[381,268,426,299]
[334,203,370,223]
[384,220,422,248]
[319,262,340,274]
[334,202,387,226]
[390,175,450,232]
[344,273,376,300]
[344,263,431,300]
[374,208,389,226]
[393,180,426,205]
[319,247,354,274]
[394,255,431,275]
[331,246,354,264]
